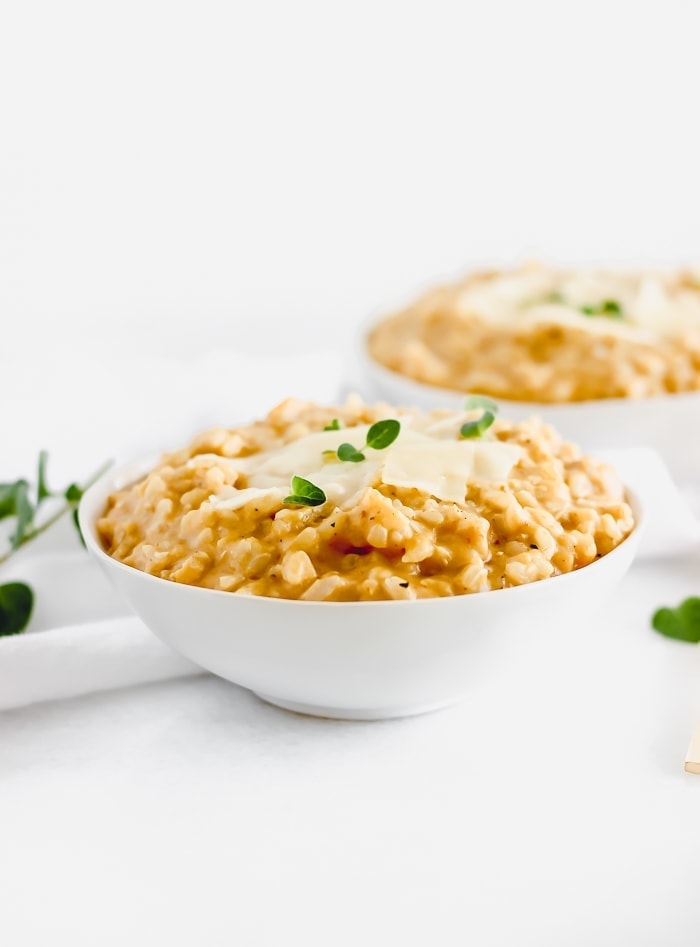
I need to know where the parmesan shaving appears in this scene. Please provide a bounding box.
[206,419,523,511]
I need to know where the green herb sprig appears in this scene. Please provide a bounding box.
[0,583,34,637]
[335,419,401,464]
[651,597,700,643]
[460,395,499,439]
[0,454,111,637]
[283,475,327,508]
[284,419,402,508]
[580,299,623,318]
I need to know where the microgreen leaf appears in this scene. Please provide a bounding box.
[0,457,111,633]
[337,442,366,463]
[0,582,34,636]
[283,476,327,507]
[601,299,622,315]
[366,419,401,451]
[324,419,341,431]
[460,411,496,439]
[652,598,700,643]
[10,481,35,549]
[65,483,82,503]
[37,450,51,502]
[332,418,401,463]
[464,395,500,415]
[460,395,499,439]
[0,457,111,567]
[0,482,22,520]
[580,299,623,319]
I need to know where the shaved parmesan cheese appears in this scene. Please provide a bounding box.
[208,487,284,510]
[205,420,523,511]
[381,431,522,502]
[452,264,700,340]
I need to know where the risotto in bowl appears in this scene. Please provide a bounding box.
[80,396,643,719]
[362,262,700,482]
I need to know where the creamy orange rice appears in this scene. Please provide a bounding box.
[97,397,635,602]
[368,262,700,402]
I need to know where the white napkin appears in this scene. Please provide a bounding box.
[0,615,201,712]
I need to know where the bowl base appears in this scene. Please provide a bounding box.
[253,691,463,721]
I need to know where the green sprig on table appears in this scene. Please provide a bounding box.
[652,598,700,643]
[0,453,111,637]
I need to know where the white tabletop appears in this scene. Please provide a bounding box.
[3,548,700,946]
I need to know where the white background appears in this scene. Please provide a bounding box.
[2,2,700,945]
[2,0,700,365]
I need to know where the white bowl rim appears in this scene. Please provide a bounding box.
[79,453,645,610]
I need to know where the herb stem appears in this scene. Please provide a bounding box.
[0,459,112,565]
[0,503,71,564]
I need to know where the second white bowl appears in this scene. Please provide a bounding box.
[356,344,700,485]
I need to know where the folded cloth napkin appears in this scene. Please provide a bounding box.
[0,616,202,712]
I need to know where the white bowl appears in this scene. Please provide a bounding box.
[79,457,644,720]
[356,336,700,485]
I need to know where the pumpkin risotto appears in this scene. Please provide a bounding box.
[97,397,635,602]
[367,262,700,402]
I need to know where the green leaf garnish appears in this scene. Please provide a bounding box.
[460,396,499,439]
[337,443,365,463]
[460,411,496,438]
[0,480,27,520]
[73,508,86,548]
[1,457,105,556]
[580,299,623,319]
[11,481,35,549]
[64,483,83,503]
[283,476,327,507]
[652,597,700,643]
[0,582,34,636]
[37,450,51,502]
[324,419,341,431]
[365,419,401,451]
[0,455,112,634]
[332,418,401,463]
